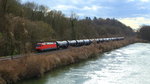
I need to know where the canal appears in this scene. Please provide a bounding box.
[16,43,150,84]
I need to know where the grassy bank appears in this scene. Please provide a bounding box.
[0,38,143,84]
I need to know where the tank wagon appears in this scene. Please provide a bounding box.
[76,40,85,46]
[67,40,77,46]
[84,39,92,45]
[56,41,69,48]
[35,37,124,52]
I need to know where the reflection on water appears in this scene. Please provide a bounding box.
[16,43,150,84]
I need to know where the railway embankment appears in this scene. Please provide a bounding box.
[0,38,144,84]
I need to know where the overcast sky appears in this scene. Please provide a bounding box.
[21,0,150,30]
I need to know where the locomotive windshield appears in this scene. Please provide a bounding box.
[36,44,42,47]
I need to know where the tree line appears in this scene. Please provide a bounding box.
[0,0,134,56]
[138,26,150,41]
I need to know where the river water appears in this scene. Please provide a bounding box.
[16,43,150,84]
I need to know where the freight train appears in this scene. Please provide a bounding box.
[35,37,124,52]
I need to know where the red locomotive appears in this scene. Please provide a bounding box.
[35,42,58,52]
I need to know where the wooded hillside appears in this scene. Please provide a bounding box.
[0,0,134,56]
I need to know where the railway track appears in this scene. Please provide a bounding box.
[0,55,22,61]
[0,48,69,61]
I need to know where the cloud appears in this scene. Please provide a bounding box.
[127,0,150,2]
[22,0,150,29]
[118,17,150,30]
[127,0,135,2]
[140,0,150,2]
[82,5,102,11]
[138,6,147,9]
[52,5,103,11]
[52,5,78,10]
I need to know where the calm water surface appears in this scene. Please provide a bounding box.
[16,43,150,84]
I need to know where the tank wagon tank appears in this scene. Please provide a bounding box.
[56,41,69,49]
[67,40,77,46]
[76,40,85,46]
[83,39,92,45]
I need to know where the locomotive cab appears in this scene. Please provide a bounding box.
[35,42,58,52]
